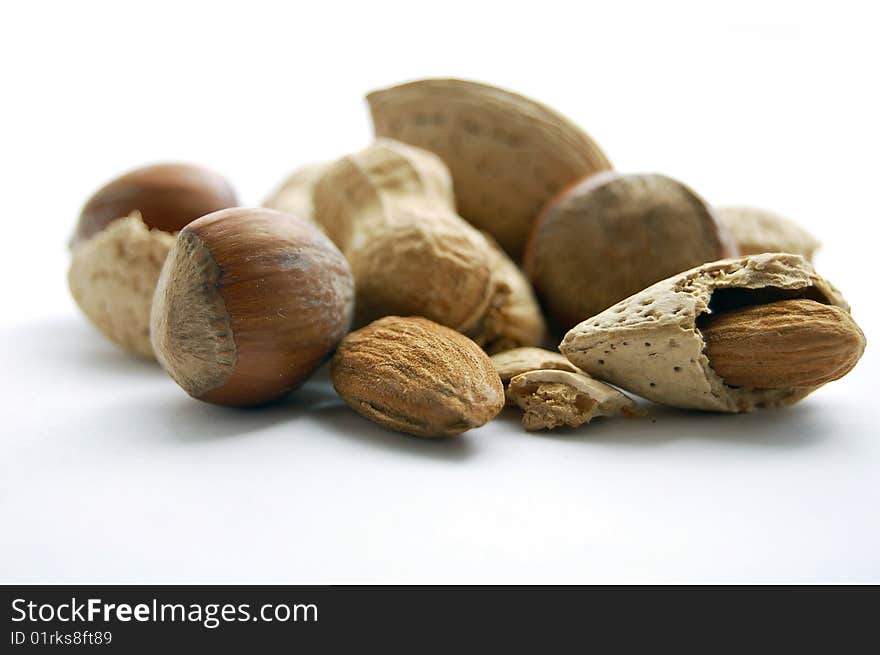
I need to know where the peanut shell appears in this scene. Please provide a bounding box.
[312,139,545,351]
[68,213,175,358]
[263,161,331,223]
[474,234,546,353]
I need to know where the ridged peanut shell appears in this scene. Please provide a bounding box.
[313,140,494,332]
[68,213,175,358]
[262,161,331,223]
[312,139,545,352]
[472,235,546,353]
[331,316,505,437]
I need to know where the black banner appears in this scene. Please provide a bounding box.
[1,585,876,650]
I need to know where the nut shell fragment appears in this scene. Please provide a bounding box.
[508,369,636,431]
[560,253,857,412]
[331,316,505,437]
[368,78,612,259]
[491,347,580,384]
[491,347,580,404]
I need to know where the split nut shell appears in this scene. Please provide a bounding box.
[560,253,865,412]
[491,346,581,404]
[508,369,636,431]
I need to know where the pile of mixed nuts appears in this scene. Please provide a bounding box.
[67,78,867,436]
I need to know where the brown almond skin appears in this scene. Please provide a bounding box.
[331,317,505,437]
[151,208,355,407]
[525,172,738,330]
[701,299,866,389]
[73,163,238,245]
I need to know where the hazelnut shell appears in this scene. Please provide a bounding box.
[151,207,355,406]
[73,162,237,246]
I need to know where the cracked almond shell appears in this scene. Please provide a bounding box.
[331,316,505,437]
[560,253,860,412]
[151,207,354,407]
[508,369,636,430]
[367,78,611,259]
[491,347,580,404]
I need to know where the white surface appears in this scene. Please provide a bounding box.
[1,1,878,583]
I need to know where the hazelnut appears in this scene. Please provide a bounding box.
[524,172,738,329]
[68,163,238,358]
[72,163,238,246]
[150,207,355,407]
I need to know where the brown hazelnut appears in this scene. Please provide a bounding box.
[72,163,238,246]
[68,163,238,358]
[524,172,738,329]
[151,207,355,407]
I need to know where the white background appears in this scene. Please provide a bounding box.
[1,1,877,583]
